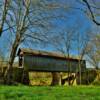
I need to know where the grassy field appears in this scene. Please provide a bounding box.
[0,86,100,100]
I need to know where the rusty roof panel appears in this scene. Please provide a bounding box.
[18,48,81,61]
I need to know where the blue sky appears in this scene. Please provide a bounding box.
[0,0,99,64]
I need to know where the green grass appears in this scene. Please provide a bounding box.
[0,86,100,100]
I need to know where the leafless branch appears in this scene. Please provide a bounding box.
[82,0,100,25]
[0,0,10,36]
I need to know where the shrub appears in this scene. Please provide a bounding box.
[92,80,100,86]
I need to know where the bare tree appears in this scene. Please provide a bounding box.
[1,0,67,84]
[50,25,92,85]
[0,0,11,36]
[75,31,91,84]
[50,28,76,85]
[86,34,100,69]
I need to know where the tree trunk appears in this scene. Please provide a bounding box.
[78,59,81,85]
[51,72,61,86]
[68,68,71,85]
[4,65,13,85]
[67,57,71,85]
[21,69,29,85]
[4,33,20,85]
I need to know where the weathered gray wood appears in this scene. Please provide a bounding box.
[23,55,86,72]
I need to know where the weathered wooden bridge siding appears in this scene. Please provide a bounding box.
[23,54,86,72]
[17,48,86,72]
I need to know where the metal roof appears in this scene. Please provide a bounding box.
[18,48,81,61]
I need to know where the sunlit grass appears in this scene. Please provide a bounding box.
[0,85,100,100]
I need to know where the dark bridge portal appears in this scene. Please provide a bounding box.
[17,48,86,72]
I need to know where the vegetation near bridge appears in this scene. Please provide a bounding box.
[0,86,100,100]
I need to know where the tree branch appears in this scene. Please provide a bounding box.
[83,0,100,25]
[0,0,10,36]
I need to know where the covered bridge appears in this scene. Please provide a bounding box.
[17,48,86,72]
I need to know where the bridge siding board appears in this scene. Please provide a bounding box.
[23,54,86,72]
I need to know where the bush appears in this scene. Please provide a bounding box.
[92,80,100,86]
[92,71,100,86]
